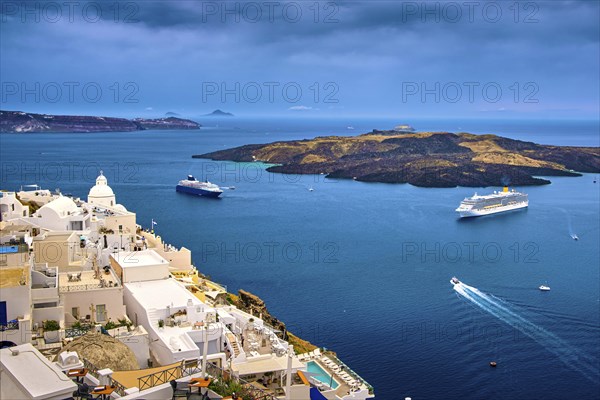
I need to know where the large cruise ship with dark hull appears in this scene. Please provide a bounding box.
[456,187,528,218]
[176,175,223,198]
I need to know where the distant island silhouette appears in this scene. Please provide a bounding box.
[203,109,234,117]
[0,110,201,133]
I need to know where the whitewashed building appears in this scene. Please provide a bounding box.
[0,343,78,400]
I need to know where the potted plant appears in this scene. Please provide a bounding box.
[104,320,117,330]
[43,320,62,343]
[117,317,133,331]
[158,319,164,328]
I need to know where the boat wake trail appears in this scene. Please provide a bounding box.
[454,282,600,383]
[558,207,577,237]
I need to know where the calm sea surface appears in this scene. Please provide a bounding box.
[1,117,599,399]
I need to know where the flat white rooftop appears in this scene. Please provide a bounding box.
[111,249,168,268]
[0,343,77,400]
[125,278,205,310]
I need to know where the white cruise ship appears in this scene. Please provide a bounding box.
[456,187,528,218]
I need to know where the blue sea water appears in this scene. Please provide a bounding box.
[1,117,599,399]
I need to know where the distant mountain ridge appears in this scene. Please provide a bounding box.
[203,109,234,117]
[0,110,201,133]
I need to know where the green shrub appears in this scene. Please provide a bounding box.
[44,320,60,331]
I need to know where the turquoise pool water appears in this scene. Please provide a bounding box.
[307,361,339,389]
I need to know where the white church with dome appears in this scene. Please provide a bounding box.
[88,171,116,208]
[8,171,136,234]
[87,171,129,213]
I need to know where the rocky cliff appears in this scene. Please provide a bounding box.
[232,289,318,353]
[235,289,287,335]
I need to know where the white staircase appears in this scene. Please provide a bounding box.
[226,333,241,357]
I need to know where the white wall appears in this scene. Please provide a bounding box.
[0,370,31,400]
[104,213,137,236]
[32,306,64,326]
[123,286,200,366]
[0,192,29,221]
[113,326,150,369]
[122,265,169,283]
[60,288,126,323]
[0,284,31,321]
[32,209,89,233]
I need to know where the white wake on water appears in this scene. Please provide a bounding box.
[454,282,600,383]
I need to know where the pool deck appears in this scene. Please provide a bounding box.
[307,360,340,389]
[309,358,352,397]
[311,355,373,398]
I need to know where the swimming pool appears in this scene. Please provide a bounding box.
[306,361,339,389]
[0,246,18,254]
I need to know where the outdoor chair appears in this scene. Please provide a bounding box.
[170,380,189,399]
[72,383,93,399]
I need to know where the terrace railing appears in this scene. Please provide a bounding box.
[324,353,374,395]
[59,283,108,292]
[137,363,184,391]
[82,358,101,376]
[109,377,127,396]
[82,358,127,396]
[64,325,91,338]
[0,320,19,331]
[133,358,278,399]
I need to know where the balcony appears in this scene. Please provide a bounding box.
[59,270,121,293]
[32,265,59,302]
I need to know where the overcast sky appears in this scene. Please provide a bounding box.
[1,1,598,118]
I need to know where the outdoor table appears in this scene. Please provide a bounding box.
[189,377,211,393]
[91,385,116,400]
[66,368,88,383]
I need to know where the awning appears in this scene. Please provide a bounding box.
[232,355,304,376]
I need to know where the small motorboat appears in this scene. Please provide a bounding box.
[539,285,551,291]
[450,277,461,285]
[308,186,314,192]
[571,234,579,241]
[489,361,497,367]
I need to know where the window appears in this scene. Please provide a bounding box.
[70,221,83,230]
[96,304,107,322]
[72,307,80,319]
